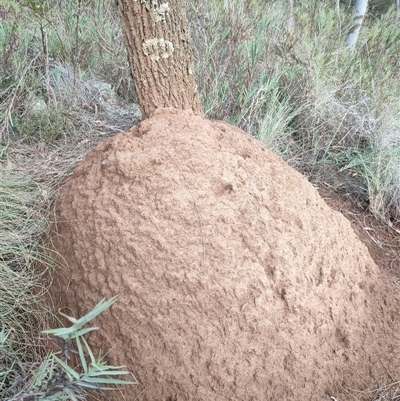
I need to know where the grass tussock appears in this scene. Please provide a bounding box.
[0,169,51,340]
[0,0,137,144]
[0,167,53,399]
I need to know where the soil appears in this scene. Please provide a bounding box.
[50,108,400,401]
[318,187,400,281]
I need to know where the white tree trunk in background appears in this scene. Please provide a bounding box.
[345,0,369,49]
[223,0,235,13]
[287,0,295,31]
[336,0,340,15]
[396,0,399,21]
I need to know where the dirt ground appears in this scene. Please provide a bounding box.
[318,187,400,281]
[49,108,400,401]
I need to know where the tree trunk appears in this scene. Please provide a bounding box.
[287,0,295,32]
[396,0,399,21]
[116,0,202,119]
[345,0,369,49]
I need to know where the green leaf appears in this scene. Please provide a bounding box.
[38,297,136,396]
[52,354,80,381]
[42,327,74,339]
[72,296,117,328]
[73,380,101,390]
[80,376,137,385]
[75,336,87,374]
[43,297,117,341]
[85,370,131,377]
[82,336,97,366]
[72,326,99,339]
[59,312,78,324]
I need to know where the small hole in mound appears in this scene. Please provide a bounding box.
[225,183,233,193]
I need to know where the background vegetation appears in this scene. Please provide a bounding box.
[0,0,399,399]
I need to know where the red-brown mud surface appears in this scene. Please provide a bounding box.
[51,108,400,401]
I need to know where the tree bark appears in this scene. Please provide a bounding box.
[287,0,295,32]
[345,0,369,49]
[116,0,202,119]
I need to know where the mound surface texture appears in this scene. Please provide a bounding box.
[52,108,399,400]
